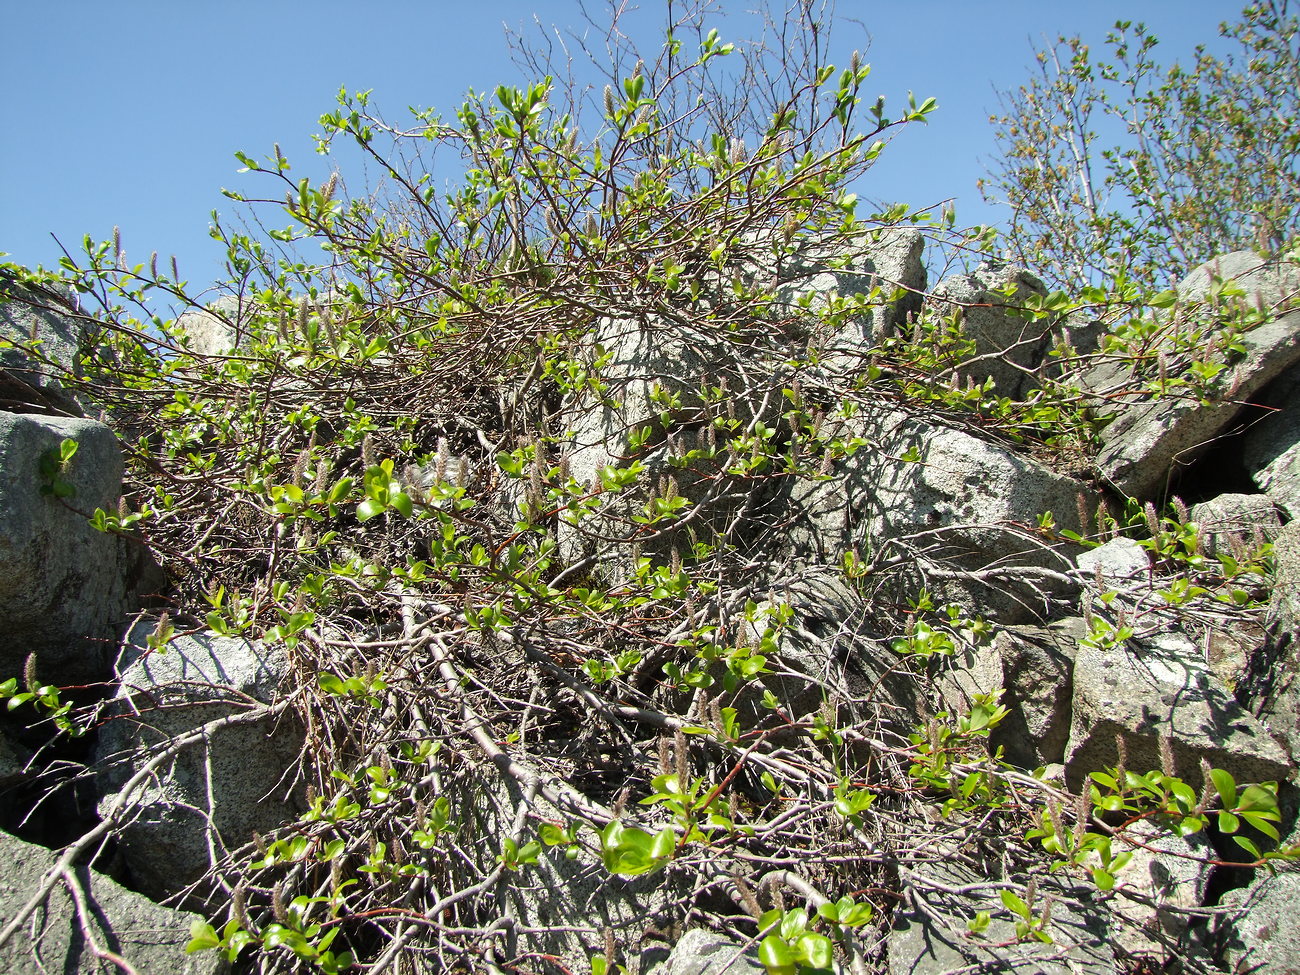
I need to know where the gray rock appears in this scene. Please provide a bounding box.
[933,641,1005,721]
[0,726,31,828]
[785,403,1085,622]
[1189,493,1283,556]
[1203,622,1263,689]
[656,928,765,974]
[559,314,769,576]
[1065,629,1292,794]
[1267,521,1300,640]
[0,724,28,785]
[1217,871,1300,975]
[93,624,303,902]
[991,618,1087,768]
[929,262,1052,399]
[0,412,125,685]
[1243,366,1300,518]
[561,228,927,576]
[888,860,1115,975]
[0,277,96,416]
[1095,250,1300,499]
[176,296,243,356]
[1055,312,1106,358]
[768,225,926,365]
[746,569,921,724]
[1097,309,1300,499]
[1107,822,1213,960]
[1076,538,1149,588]
[459,770,682,974]
[1177,250,1300,313]
[1239,522,1300,761]
[0,829,225,975]
[564,314,746,495]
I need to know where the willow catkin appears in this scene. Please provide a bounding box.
[1170,495,1189,524]
[271,882,288,924]
[1076,492,1091,536]
[1159,735,1177,778]
[232,883,252,931]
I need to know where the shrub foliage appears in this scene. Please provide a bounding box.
[0,3,1295,974]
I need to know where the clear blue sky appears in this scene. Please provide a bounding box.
[2,1,1246,293]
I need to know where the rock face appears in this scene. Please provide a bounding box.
[929,262,1052,399]
[1076,537,1148,587]
[654,928,765,974]
[1239,520,1300,761]
[888,859,1116,975]
[1065,629,1291,793]
[0,829,225,975]
[767,225,927,353]
[93,624,303,902]
[1177,250,1300,312]
[0,412,125,686]
[176,295,243,356]
[0,725,28,786]
[0,278,95,416]
[1108,823,1213,960]
[1189,492,1282,556]
[786,403,1084,622]
[1217,871,1300,975]
[746,568,922,723]
[462,770,682,974]
[1095,251,1300,498]
[990,619,1087,768]
[1243,366,1300,518]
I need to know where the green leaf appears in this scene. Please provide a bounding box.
[649,827,676,859]
[1239,784,1281,814]
[1000,890,1030,919]
[357,498,384,522]
[327,477,354,502]
[1241,811,1281,841]
[1234,834,1263,859]
[779,908,808,940]
[185,920,220,953]
[797,931,834,969]
[757,935,796,975]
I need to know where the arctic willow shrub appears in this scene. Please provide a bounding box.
[2,3,1295,974]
